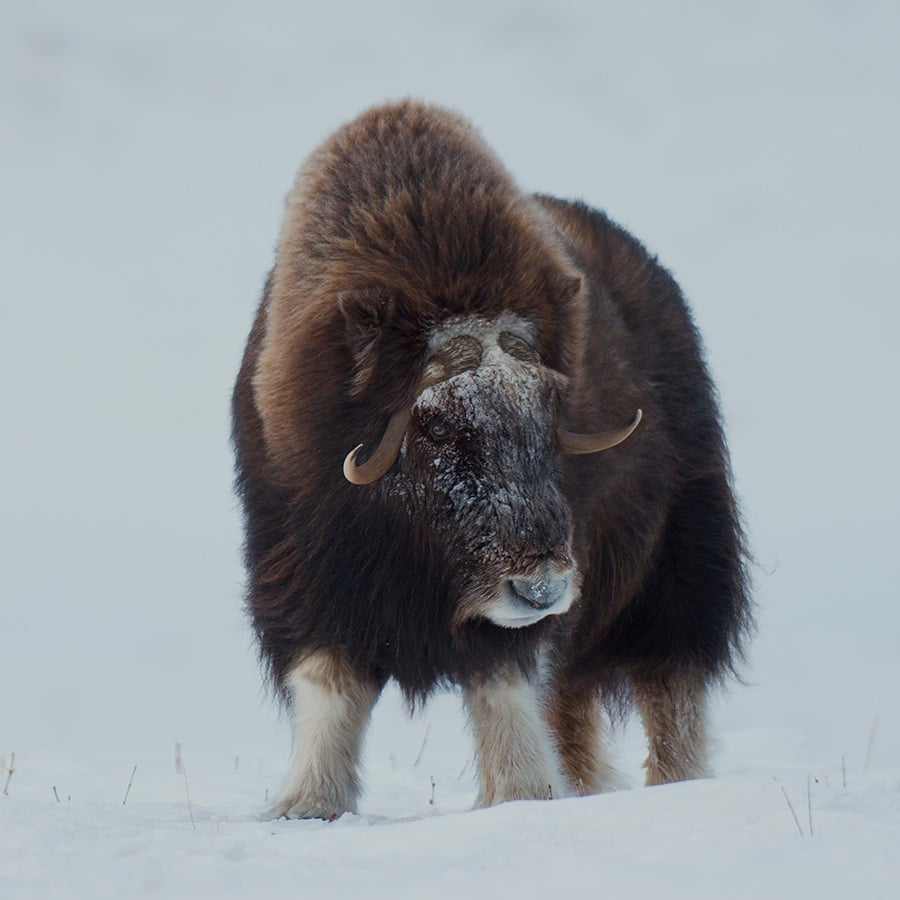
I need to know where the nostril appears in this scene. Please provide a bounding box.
[509,576,568,611]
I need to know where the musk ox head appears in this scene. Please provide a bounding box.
[251,100,640,634]
[343,313,641,630]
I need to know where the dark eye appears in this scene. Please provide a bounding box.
[427,420,454,442]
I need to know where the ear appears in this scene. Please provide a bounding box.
[558,273,583,302]
[338,287,395,352]
[338,287,397,397]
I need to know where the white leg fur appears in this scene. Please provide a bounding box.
[270,652,380,819]
[463,666,567,806]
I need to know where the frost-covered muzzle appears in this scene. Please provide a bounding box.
[385,319,580,628]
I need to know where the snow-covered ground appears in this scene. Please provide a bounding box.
[2,1,899,897]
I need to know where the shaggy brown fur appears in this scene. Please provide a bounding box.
[232,100,751,817]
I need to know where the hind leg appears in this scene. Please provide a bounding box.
[633,668,709,786]
[545,680,622,795]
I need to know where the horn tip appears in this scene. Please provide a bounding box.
[342,444,365,484]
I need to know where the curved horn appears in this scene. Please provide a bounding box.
[343,335,484,484]
[560,409,642,455]
[343,409,411,484]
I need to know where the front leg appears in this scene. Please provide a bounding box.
[271,650,382,819]
[463,665,567,806]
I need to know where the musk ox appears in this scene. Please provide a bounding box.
[232,100,751,818]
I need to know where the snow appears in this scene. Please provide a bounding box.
[3,746,899,898]
[2,0,899,897]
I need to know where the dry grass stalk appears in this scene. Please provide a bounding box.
[122,765,137,805]
[177,745,196,831]
[183,766,197,832]
[3,752,15,796]
[864,716,879,771]
[413,725,431,768]
[807,774,814,837]
[774,777,804,836]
